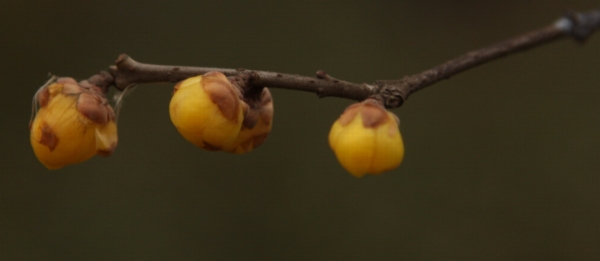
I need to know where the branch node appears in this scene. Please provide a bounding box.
[563,9,600,42]
[315,70,342,82]
[316,70,327,79]
[115,54,128,64]
[375,81,407,109]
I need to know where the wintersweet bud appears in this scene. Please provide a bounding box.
[328,99,404,177]
[169,72,245,151]
[30,78,118,170]
[224,88,274,154]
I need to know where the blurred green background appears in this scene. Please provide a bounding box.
[1,0,599,260]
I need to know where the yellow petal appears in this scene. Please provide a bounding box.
[225,115,272,154]
[30,92,96,169]
[31,79,119,169]
[329,101,404,177]
[169,74,243,150]
[96,120,118,156]
[369,112,404,174]
[329,114,376,177]
[225,88,274,154]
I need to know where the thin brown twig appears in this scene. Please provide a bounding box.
[106,56,375,101]
[87,9,599,109]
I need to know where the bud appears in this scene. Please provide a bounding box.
[30,78,118,170]
[328,99,404,177]
[224,88,274,154]
[169,72,244,151]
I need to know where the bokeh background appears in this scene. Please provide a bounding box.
[1,0,599,260]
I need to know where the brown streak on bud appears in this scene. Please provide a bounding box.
[56,77,78,85]
[70,79,115,123]
[38,87,50,107]
[97,143,116,157]
[363,98,385,108]
[338,103,361,126]
[56,78,81,95]
[39,123,59,151]
[360,103,389,128]
[172,81,182,95]
[77,92,109,125]
[78,80,94,90]
[203,73,240,122]
[80,81,110,101]
[258,88,274,126]
[260,88,273,106]
[243,108,259,129]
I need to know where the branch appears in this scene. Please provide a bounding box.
[376,9,600,107]
[87,9,599,109]
[106,55,375,101]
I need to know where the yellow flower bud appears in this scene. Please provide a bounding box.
[224,88,274,154]
[30,78,118,170]
[328,99,404,177]
[169,72,244,151]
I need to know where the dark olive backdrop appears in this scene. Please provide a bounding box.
[1,1,599,260]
